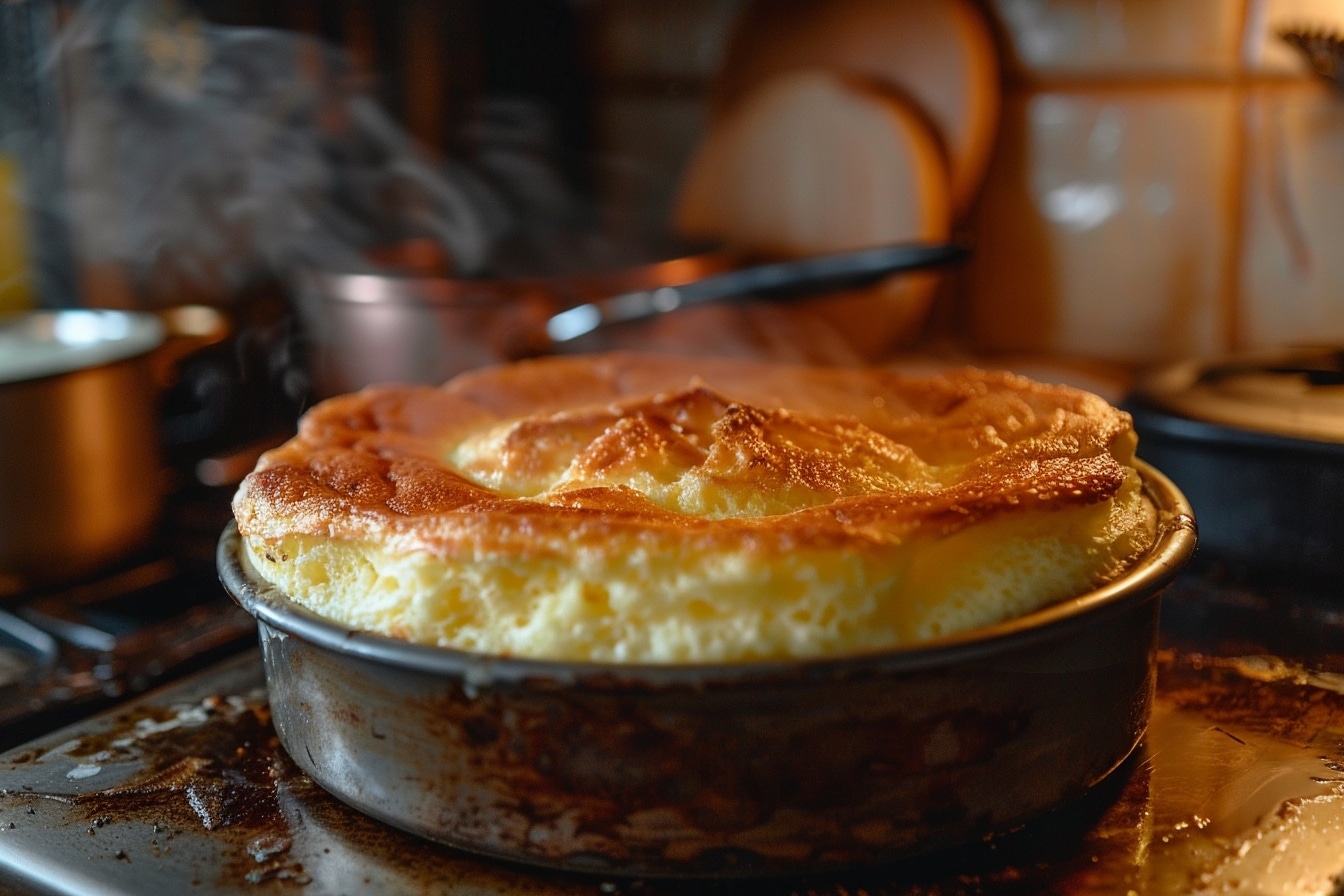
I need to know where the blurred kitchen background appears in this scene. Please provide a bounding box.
[4,0,1343,379]
[7,4,1344,888]
[2,0,1344,776]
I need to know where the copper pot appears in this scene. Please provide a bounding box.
[0,308,226,593]
[218,462,1195,877]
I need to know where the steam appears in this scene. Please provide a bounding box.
[44,0,577,305]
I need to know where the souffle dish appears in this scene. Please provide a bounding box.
[232,353,1156,664]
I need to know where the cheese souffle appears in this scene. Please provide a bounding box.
[232,354,1156,663]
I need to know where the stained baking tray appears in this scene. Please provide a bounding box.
[2,573,1344,896]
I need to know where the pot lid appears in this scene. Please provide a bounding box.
[0,310,165,384]
[1133,346,1344,444]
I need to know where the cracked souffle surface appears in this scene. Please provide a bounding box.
[232,353,1155,663]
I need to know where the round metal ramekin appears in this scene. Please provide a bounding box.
[218,461,1195,878]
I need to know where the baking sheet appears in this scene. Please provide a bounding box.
[1,572,1344,894]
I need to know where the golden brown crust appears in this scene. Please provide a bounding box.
[233,354,1136,561]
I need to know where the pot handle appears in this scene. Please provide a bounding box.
[144,305,232,391]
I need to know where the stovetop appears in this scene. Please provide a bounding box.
[0,562,1341,895]
[0,479,261,753]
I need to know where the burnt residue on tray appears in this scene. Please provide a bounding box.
[0,673,620,894]
[73,703,282,831]
[0,694,313,886]
[2,643,1344,895]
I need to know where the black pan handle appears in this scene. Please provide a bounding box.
[545,241,969,343]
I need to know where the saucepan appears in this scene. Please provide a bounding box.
[0,307,228,594]
[293,240,967,398]
[1126,345,1344,592]
[218,462,1195,877]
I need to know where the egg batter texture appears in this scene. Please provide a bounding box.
[232,354,1156,663]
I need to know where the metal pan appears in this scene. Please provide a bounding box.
[217,463,1195,878]
[293,248,735,398]
[0,307,228,594]
[1125,346,1344,592]
[292,240,966,399]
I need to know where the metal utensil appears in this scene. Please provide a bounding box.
[545,240,968,343]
